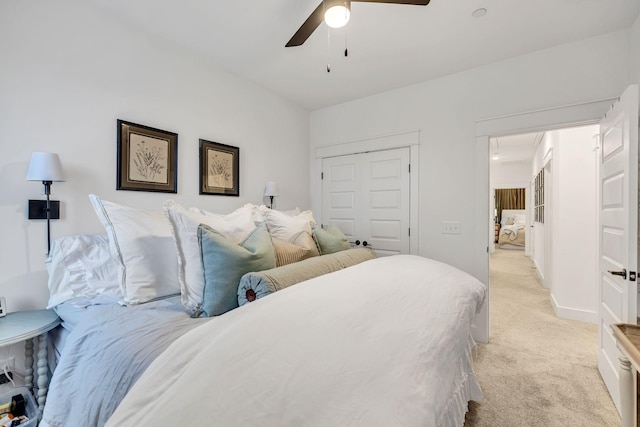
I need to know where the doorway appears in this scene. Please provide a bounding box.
[488,125,598,320]
[473,96,617,343]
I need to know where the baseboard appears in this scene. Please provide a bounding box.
[533,260,545,284]
[550,293,598,324]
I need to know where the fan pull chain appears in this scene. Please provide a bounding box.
[327,28,331,73]
[345,27,348,58]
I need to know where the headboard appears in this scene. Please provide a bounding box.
[500,209,526,227]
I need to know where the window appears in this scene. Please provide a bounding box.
[534,170,544,223]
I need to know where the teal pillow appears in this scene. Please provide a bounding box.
[311,223,351,255]
[198,223,276,317]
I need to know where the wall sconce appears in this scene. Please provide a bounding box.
[264,181,279,209]
[26,152,65,254]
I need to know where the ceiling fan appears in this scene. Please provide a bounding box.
[286,0,431,47]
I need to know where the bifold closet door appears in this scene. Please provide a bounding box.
[321,147,410,256]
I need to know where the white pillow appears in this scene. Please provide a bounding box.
[89,194,179,305]
[164,201,256,311]
[259,206,319,256]
[45,234,122,308]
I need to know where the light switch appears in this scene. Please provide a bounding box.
[442,221,461,234]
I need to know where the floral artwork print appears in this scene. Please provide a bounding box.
[207,149,234,189]
[129,133,169,184]
[199,139,238,196]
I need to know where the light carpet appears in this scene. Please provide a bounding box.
[464,248,620,427]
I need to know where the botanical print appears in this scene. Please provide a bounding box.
[129,133,169,184]
[207,148,234,189]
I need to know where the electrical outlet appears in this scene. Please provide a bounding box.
[442,221,461,235]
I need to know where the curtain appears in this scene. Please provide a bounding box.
[495,188,525,223]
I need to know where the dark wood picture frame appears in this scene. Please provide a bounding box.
[199,139,240,196]
[117,120,178,193]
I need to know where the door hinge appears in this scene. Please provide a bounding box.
[321,172,324,180]
[408,164,411,173]
[408,227,411,237]
[630,271,637,282]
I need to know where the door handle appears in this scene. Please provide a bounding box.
[608,268,627,280]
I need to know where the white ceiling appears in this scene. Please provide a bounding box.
[87,0,640,110]
[490,132,542,165]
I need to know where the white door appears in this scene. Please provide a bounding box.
[598,84,639,413]
[322,148,411,256]
[321,153,362,243]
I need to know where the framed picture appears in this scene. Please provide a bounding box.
[117,120,178,193]
[199,139,240,196]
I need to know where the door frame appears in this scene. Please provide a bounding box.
[475,97,618,344]
[313,130,420,255]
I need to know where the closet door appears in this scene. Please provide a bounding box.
[321,153,362,244]
[321,147,411,256]
[361,148,411,256]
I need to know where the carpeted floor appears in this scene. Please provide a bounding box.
[464,248,620,427]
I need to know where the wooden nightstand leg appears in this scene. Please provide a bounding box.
[37,333,49,418]
[25,337,34,390]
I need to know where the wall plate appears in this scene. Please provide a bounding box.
[28,200,60,220]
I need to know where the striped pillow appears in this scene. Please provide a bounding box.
[272,237,315,266]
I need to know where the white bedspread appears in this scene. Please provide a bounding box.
[500,223,525,240]
[107,255,486,427]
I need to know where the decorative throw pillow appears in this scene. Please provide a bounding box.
[251,205,302,226]
[198,223,276,317]
[89,194,179,305]
[272,237,315,266]
[506,217,515,225]
[311,223,351,255]
[259,207,320,257]
[46,234,122,308]
[238,248,376,306]
[164,201,255,311]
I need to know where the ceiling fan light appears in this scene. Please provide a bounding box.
[324,0,351,29]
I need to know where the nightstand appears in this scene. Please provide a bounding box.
[0,309,60,418]
[494,223,500,243]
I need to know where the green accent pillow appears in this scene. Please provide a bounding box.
[198,222,276,317]
[311,223,351,255]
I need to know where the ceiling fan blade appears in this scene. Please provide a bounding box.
[286,2,324,47]
[352,0,430,5]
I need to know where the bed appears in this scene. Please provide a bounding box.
[497,209,526,249]
[39,196,487,427]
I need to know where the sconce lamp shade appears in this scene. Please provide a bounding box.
[264,181,279,197]
[26,152,65,182]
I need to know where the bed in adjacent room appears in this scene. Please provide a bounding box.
[497,209,526,249]
[39,196,487,427]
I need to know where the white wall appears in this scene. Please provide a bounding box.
[0,0,310,313]
[310,29,631,281]
[549,126,598,323]
[631,13,640,84]
[491,161,532,186]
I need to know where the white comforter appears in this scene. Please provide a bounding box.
[500,223,525,240]
[107,255,486,427]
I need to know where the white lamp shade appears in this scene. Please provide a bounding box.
[264,181,279,197]
[26,152,65,182]
[324,0,350,29]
